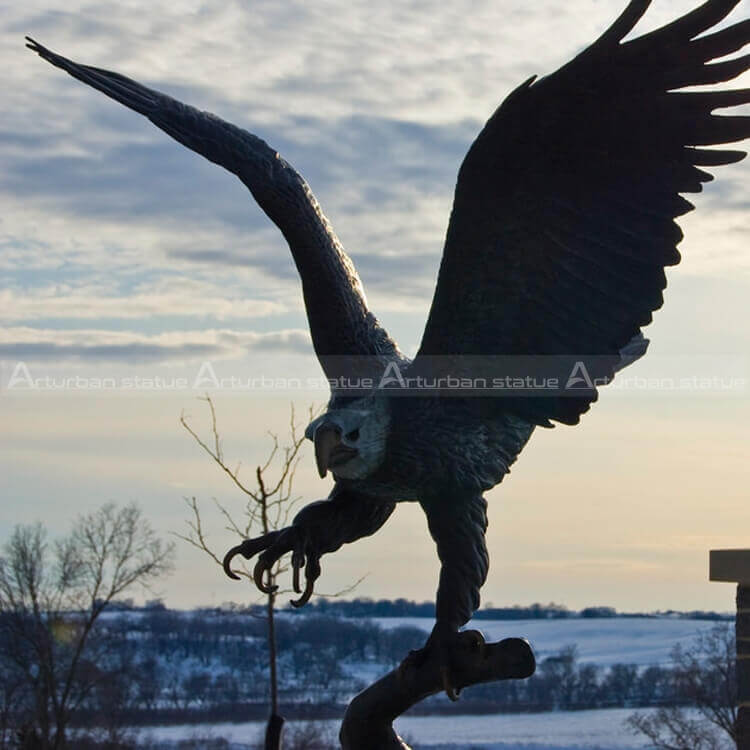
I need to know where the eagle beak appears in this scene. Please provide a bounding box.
[314,424,342,478]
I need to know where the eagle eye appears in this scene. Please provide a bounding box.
[346,429,360,442]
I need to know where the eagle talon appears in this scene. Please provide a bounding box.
[291,551,304,594]
[290,552,321,608]
[222,544,245,580]
[398,622,473,701]
[222,532,282,581]
[253,558,279,594]
[290,576,314,608]
[441,666,459,702]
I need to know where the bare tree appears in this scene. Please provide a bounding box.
[0,503,174,749]
[627,623,737,750]
[179,397,312,750]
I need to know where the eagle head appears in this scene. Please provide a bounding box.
[305,396,389,480]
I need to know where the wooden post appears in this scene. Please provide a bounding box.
[710,548,750,750]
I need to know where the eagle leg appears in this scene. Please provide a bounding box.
[410,493,490,699]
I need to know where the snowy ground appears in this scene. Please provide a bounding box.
[372,616,723,667]
[394,709,649,748]
[139,707,650,749]
[136,616,727,748]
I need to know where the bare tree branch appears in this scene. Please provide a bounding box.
[627,623,738,750]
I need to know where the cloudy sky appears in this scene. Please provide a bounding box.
[2,0,749,614]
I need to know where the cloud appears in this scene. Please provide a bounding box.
[0,326,312,363]
[0,286,286,322]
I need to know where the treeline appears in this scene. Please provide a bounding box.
[458,645,679,712]
[277,597,730,621]
[285,598,575,619]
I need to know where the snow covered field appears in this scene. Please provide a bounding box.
[140,707,650,749]
[136,616,727,748]
[373,615,724,667]
[393,709,652,748]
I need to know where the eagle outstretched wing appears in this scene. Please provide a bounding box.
[25,38,401,375]
[415,0,750,425]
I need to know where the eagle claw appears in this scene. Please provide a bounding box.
[399,622,486,702]
[223,533,281,580]
[222,525,323,607]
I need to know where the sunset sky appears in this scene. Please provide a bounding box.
[2,0,749,614]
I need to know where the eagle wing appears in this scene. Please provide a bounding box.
[26,39,401,375]
[414,0,750,425]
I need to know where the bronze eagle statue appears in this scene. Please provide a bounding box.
[28,0,750,699]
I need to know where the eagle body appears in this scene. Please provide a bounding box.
[347,395,536,498]
[27,0,750,693]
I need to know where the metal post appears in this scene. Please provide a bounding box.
[710,549,750,750]
[738,583,750,750]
